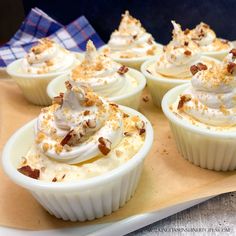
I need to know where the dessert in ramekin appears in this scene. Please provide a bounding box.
[100,11,163,70]
[2,82,153,221]
[162,49,236,171]
[6,38,79,106]
[186,22,233,60]
[47,40,146,110]
[141,21,220,107]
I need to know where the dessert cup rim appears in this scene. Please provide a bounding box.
[99,44,163,63]
[47,67,146,102]
[161,83,236,138]
[141,56,220,84]
[6,56,77,79]
[2,105,153,192]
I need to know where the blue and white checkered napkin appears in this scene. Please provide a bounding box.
[0,7,104,67]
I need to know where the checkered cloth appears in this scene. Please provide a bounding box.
[0,7,104,67]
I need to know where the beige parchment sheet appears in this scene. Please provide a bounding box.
[0,78,236,230]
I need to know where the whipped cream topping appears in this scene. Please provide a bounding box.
[21,38,75,74]
[69,40,137,97]
[185,22,231,52]
[155,21,201,78]
[107,11,161,58]
[36,82,124,164]
[175,50,236,126]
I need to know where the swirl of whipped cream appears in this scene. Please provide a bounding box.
[177,51,236,126]
[107,11,160,58]
[36,83,124,164]
[69,40,134,97]
[156,21,201,78]
[184,22,232,52]
[21,38,75,74]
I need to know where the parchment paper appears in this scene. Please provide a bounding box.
[1,78,236,230]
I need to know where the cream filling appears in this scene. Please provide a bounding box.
[146,56,220,79]
[20,120,144,182]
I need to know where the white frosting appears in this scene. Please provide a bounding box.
[107,11,161,58]
[175,51,236,126]
[36,85,124,164]
[69,40,137,97]
[21,38,75,74]
[155,21,201,78]
[186,22,232,52]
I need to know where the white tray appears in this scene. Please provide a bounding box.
[0,196,215,236]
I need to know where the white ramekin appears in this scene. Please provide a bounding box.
[2,105,153,221]
[202,41,234,60]
[47,68,146,110]
[141,56,220,108]
[162,84,236,171]
[99,44,163,70]
[6,54,82,106]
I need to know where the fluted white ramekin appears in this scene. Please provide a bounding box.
[2,106,153,221]
[47,68,146,110]
[99,44,163,70]
[162,84,236,171]
[141,56,220,108]
[6,53,83,106]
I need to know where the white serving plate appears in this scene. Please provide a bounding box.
[0,196,214,236]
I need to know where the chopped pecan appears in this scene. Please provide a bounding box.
[184,41,189,46]
[177,95,191,109]
[123,113,129,118]
[83,110,90,116]
[142,95,149,102]
[230,48,236,58]
[147,37,153,45]
[18,165,40,179]
[53,93,64,105]
[135,120,146,135]
[184,50,191,56]
[60,130,73,146]
[227,62,236,74]
[52,177,57,182]
[124,132,132,136]
[133,34,138,39]
[190,63,208,75]
[117,65,129,75]
[98,137,111,155]
[110,103,119,108]
[86,119,96,128]
[184,29,190,35]
[65,81,72,90]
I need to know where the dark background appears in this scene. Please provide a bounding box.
[1,0,236,45]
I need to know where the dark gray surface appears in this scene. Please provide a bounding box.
[128,192,236,236]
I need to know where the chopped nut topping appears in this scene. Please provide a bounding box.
[147,37,153,45]
[133,34,138,39]
[52,177,57,182]
[230,48,236,57]
[53,93,64,105]
[123,113,129,118]
[142,95,149,102]
[83,110,90,116]
[184,29,190,35]
[60,130,73,146]
[86,119,96,128]
[110,103,119,108]
[118,65,129,75]
[98,137,111,155]
[227,62,236,74]
[177,95,191,109]
[190,63,208,75]
[135,120,146,135]
[124,132,132,136]
[65,81,72,90]
[18,165,40,179]
[184,50,191,56]
[42,143,49,152]
[184,41,189,46]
